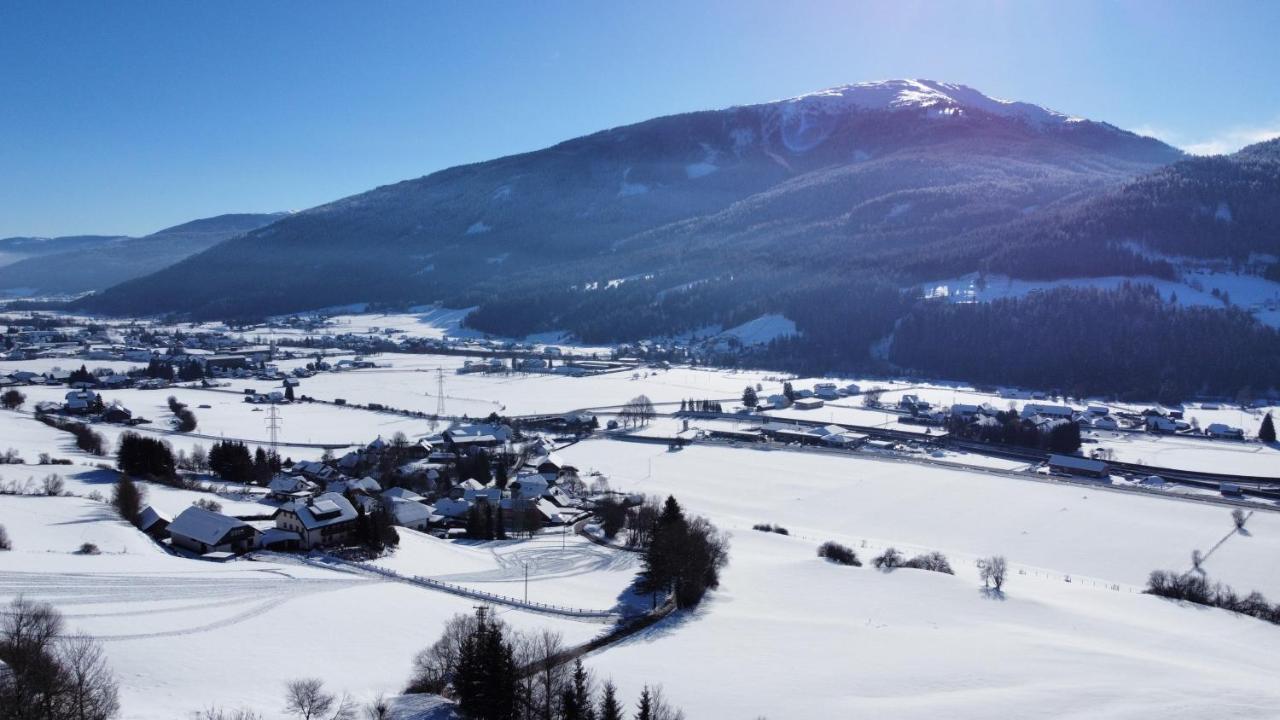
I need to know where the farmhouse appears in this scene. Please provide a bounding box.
[792,397,824,410]
[1048,454,1108,478]
[267,474,317,501]
[388,498,435,531]
[1206,423,1245,439]
[137,505,170,538]
[1020,404,1074,420]
[273,492,359,550]
[168,506,260,555]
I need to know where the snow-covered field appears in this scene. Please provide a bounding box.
[585,528,1280,720]
[0,494,607,720]
[6,385,431,458]
[554,440,1280,718]
[559,440,1280,596]
[369,528,643,613]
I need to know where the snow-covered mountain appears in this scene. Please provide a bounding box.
[776,79,1080,125]
[79,80,1181,327]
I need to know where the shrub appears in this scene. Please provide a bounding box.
[752,523,790,535]
[77,542,101,555]
[873,547,905,569]
[193,497,223,513]
[818,541,861,566]
[41,474,64,496]
[902,551,955,575]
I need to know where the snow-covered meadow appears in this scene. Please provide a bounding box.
[554,440,1280,718]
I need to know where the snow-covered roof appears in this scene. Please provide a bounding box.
[277,492,358,530]
[434,497,472,518]
[390,498,433,525]
[268,475,315,494]
[382,486,425,502]
[1048,454,1107,473]
[169,506,253,545]
[137,505,169,532]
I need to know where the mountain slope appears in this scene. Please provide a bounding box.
[77,80,1180,321]
[0,213,287,297]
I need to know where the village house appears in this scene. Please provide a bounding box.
[273,492,359,550]
[1020,403,1074,420]
[63,389,102,414]
[137,506,170,539]
[267,474,318,501]
[1048,454,1108,478]
[1205,423,1245,440]
[168,506,260,556]
[388,498,435,531]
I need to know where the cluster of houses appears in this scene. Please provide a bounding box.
[135,422,587,559]
[762,382,863,411]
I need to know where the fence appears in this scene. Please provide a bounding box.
[316,555,624,621]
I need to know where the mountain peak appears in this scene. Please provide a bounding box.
[779,79,1080,126]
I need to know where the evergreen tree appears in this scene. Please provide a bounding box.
[1261,412,1276,443]
[783,382,795,402]
[455,607,517,720]
[635,687,652,720]
[599,681,623,720]
[285,383,296,401]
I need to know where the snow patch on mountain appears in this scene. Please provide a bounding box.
[777,79,1080,127]
[618,167,648,197]
[720,314,798,345]
[465,221,491,235]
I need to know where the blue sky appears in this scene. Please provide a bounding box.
[3,0,1278,237]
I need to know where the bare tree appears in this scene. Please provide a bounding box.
[192,708,263,720]
[1,598,120,720]
[529,628,567,720]
[283,678,353,720]
[407,612,490,693]
[363,695,390,720]
[42,474,65,496]
[59,632,121,720]
[1232,508,1248,531]
[979,555,1008,592]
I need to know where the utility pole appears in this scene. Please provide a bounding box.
[523,561,529,603]
[266,403,282,456]
[435,367,446,419]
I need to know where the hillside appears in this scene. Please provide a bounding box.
[0,212,286,297]
[77,80,1180,322]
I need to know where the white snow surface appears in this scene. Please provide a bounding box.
[556,440,1280,719]
[0,495,603,720]
[779,79,1079,126]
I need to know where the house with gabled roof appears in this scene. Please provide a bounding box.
[273,492,359,549]
[168,506,259,555]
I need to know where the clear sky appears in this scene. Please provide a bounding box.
[3,0,1278,237]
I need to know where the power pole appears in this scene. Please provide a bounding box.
[266,403,282,458]
[435,367,446,419]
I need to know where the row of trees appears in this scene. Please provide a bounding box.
[167,395,197,432]
[208,440,279,485]
[947,410,1082,454]
[618,396,656,428]
[35,414,106,456]
[409,607,684,720]
[678,399,723,414]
